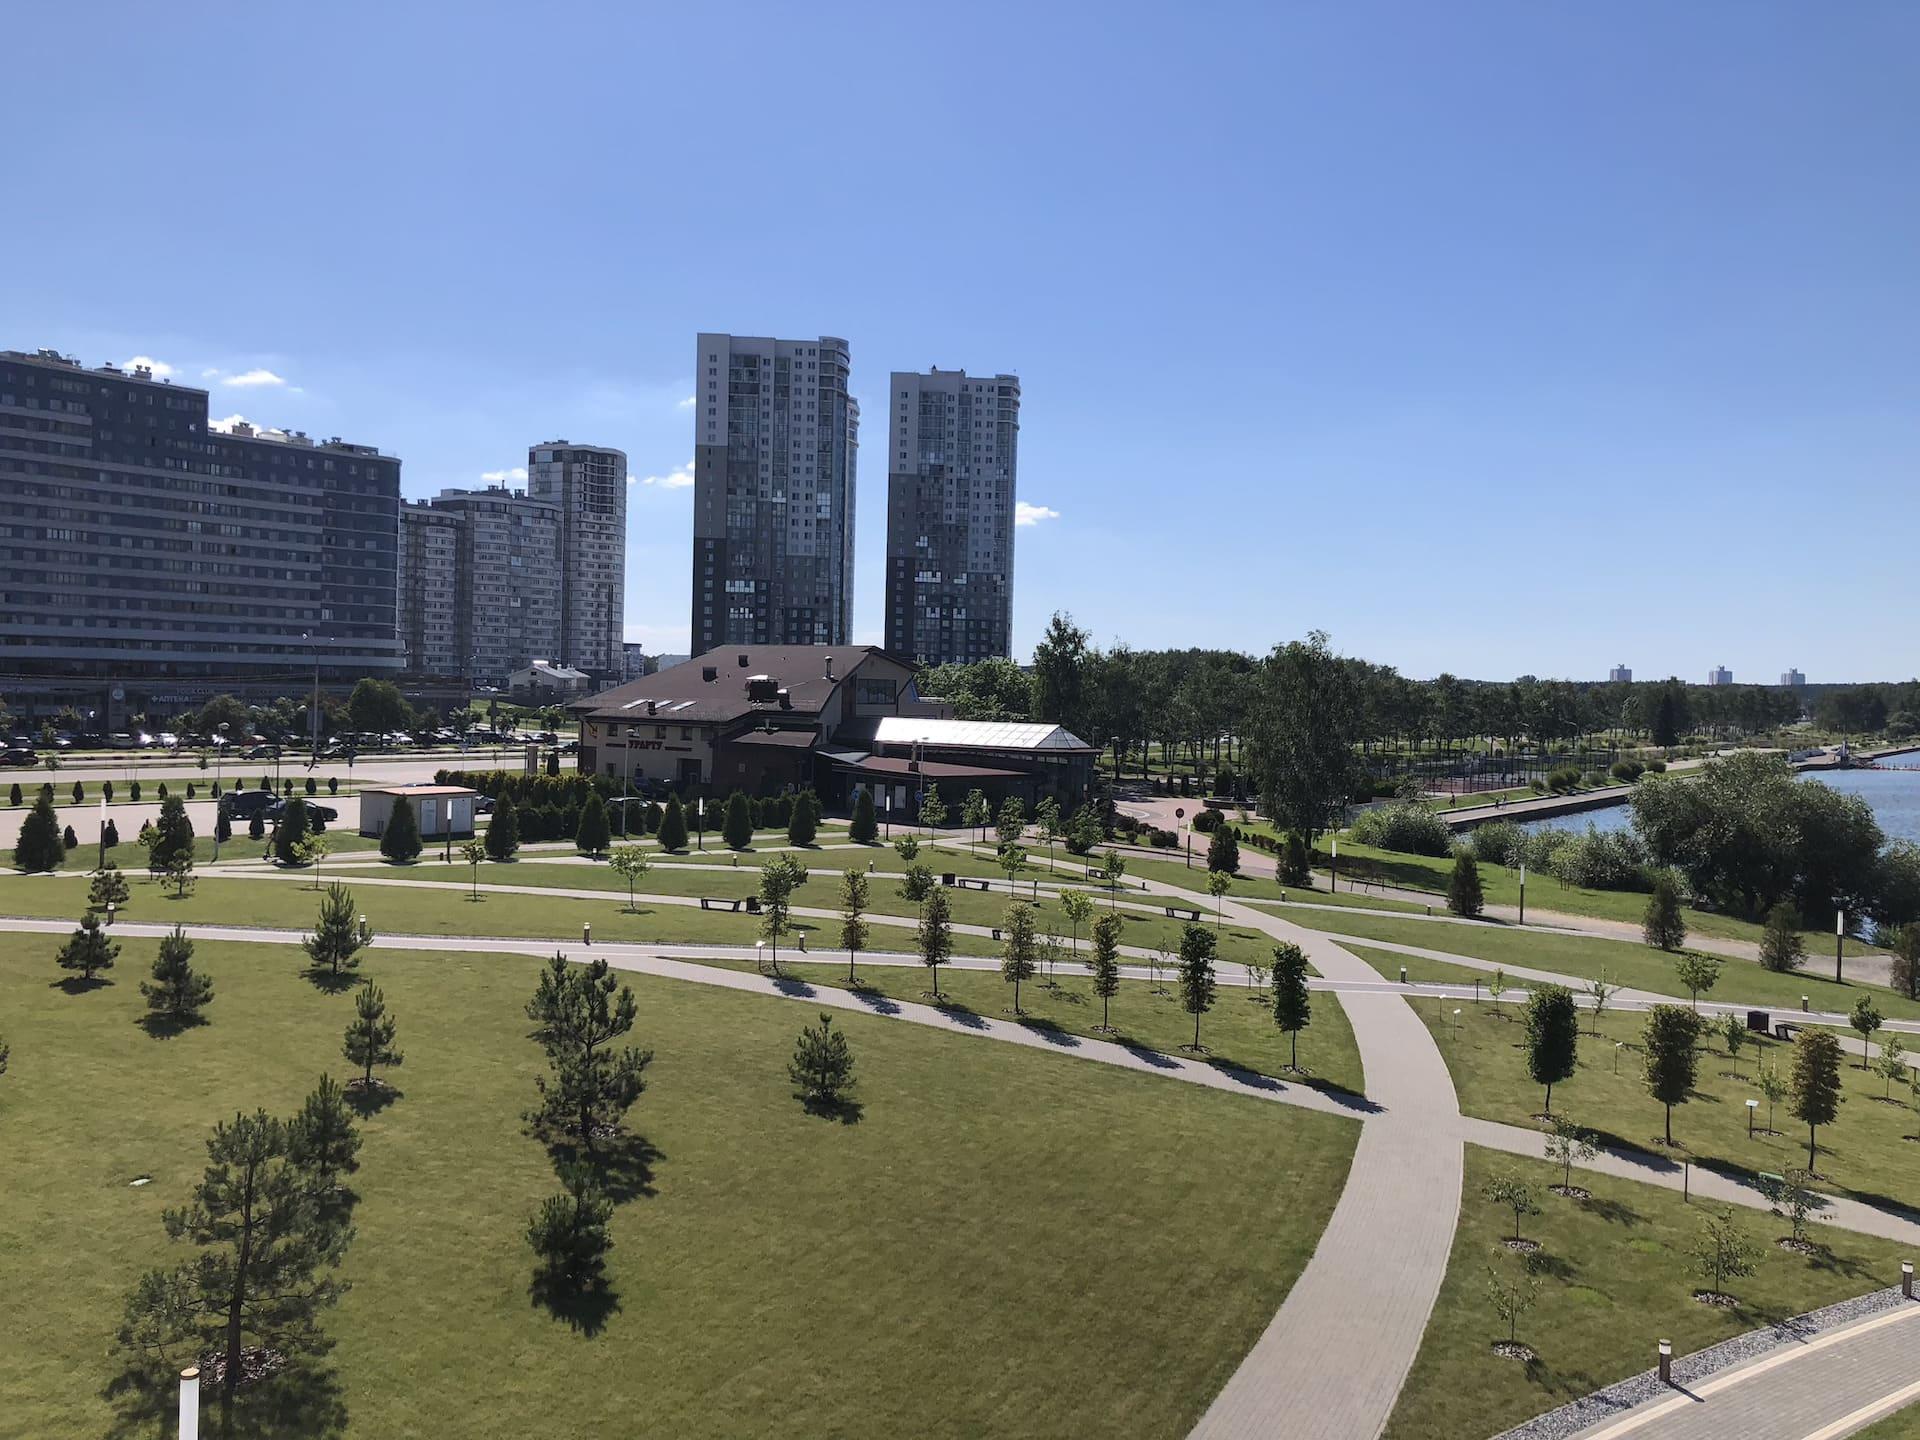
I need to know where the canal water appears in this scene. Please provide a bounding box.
[1517,764,1920,846]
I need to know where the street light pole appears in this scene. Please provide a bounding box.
[1835,908,1846,984]
[1518,863,1527,926]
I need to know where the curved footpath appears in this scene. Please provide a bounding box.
[1179,887,1464,1440]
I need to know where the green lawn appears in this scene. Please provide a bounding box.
[1328,837,1884,955]
[1287,910,1920,1020]
[1384,1147,1908,1440]
[0,871,1010,960]
[1856,1402,1920,1437]
[0,931,1358,1439]
[1402,992,1920,1212]
[693,955,1366,1099]
[1344,943,1503,990]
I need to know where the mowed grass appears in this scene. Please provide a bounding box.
[1383,1147,1908,1440]
[692,955,1366,1099]
[1326,837,1885,955]
[1391,986,1920,1213]
[1284,909,1920,1020]
[0,932,1358,1439]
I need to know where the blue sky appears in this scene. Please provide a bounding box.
[6,3,1916,682]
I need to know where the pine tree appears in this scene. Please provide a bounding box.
[1758,903,1807,973]
[789,1011,856,1108]
[56,910,119,983]
[1281,830,1312,887]
[1206,822,1240,875]
[528,1166,614,1296]
[1447,850,1484,918]
[273,796,310,866]
[787,790,819,848]
[12,792,63,873]
[1000,901,1039,1013]
[1643,872,1688,950]
[848,788,878,845]
[151,793,196,871]
[1523,984,1579,1114]
[380,795,423,862]
[722,790,754,850]
[302,883,373,981]
[655,794,688,853]
[485,794,521,860]
[838,868,869,983]
[1789,1027,1844,1172]
[574,792,610,856]
[1271,942,1312,1071]
[1642,1004,1702,1145]
[141,923,213,1020]
[996,795,1026,850]
[342,984,403,1092]
[117,1110,348,1427]
[1177,923,1218,1052]
[524,954,653,1156]
[1090,912,1123,1032]
[88,860,130,914]
[287,1073,362,1220]
[917,886,953,998]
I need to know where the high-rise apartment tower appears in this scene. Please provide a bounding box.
[884,367,1020,664]
[529,440,626,679]
[690,334,857,652]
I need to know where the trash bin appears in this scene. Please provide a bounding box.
[1746,1009,1770,1034]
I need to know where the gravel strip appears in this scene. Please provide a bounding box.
[1491,1286,1912,1440]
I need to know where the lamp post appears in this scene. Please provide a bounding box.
[1835,908,1846,984]
[212,723,228,861]
[1452,1007,1462,1042]
[97,794,107,871]
[1330,835,1339,893]
[1614,1041,1624,1074]
[1518,863,1527,925]
[697,795,706,852]
[178,1365,201,1440]
[1746,1098,1759,1139]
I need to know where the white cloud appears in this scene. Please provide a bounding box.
[481,466,528,484]
[200,367,220,379]
[223,368,287,389]
[1015,501,1061,527]
[208,414,250,433]
[124,355,174,377]
[676,394,695,409]
[636,459,695,489]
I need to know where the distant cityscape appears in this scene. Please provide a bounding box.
[0,341,1838,730]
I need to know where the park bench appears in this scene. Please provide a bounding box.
[699,897,743,912]
[940,873,993,891]
[991,927,1002,941]
[1773,1020,1801,1042]
[1087,867,1107,881]
[745,896,761,914]
[1164,905,1202,922]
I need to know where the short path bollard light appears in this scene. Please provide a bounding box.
[179,1365,200,1440]
[1614,1042,1625,1074]
[583,922,591,945]
[1904,1262,1914,1300]
[1802,995,1810,1013]
[1746,1098,1759,1139]
[1452,1007,1462,1041]
[1683,1160,1691,1202]
[1399,966,1408,985]
[106,901,116,926]
[1657,1339,1673,1386]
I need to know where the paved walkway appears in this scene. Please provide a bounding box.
[1183,890,1463,1440]
[1565,1303,1920,1440]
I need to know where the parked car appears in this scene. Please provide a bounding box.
[0,749,38,768]
[219,789,279,820]
[266,798,338,823]
[475,796,496,815]
[108,733,138,750]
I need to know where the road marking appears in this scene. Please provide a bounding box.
[1573,1306,1920,1440]
[1798,1376,1920,1440]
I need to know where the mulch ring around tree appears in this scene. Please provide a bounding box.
[1777,1237,1821,1256]
[197,1346,286,1390]
[1549,1184,1593,1200]
[1693,1290,1740,1309]
[1491,1341,1537,1362]
[1502,1238,1543,1255]
[343,1077,392,1096]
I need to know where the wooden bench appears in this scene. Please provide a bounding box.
[940,874,993,891]
[1164,905,1202,922]
[699,896,743,913]
[1086,868,1107,881]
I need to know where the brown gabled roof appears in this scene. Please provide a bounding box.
[573,644,906,726]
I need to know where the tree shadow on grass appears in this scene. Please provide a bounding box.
[529,1265,621,1337]
[798,1093,865,1125]
[1576,1193,1643,1227]
[106,1357,347,1440]
[544,1131,662,1205]
[51,975,114,994]
[302,967,363,996]
[136,1010,208,1040]
[344,1078,402,1117]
